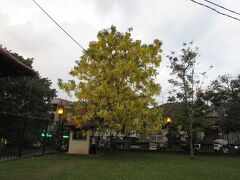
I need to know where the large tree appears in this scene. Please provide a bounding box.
[59,26,163,136]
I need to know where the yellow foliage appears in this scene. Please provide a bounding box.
[58,26,164,135]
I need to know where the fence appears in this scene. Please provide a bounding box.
[1,112,239,159]
[0,113,57,161]
[96,131,240,155]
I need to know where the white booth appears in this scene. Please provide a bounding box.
[68,130,90,155]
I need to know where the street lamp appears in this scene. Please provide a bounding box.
[57,103,64,151]
[57,105,64,116]
[166,117,172,124]
[166,117,172,151]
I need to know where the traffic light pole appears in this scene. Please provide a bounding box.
[58,116,64,151]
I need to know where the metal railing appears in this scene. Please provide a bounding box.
[0,113,57,161]
[96,133,240,155]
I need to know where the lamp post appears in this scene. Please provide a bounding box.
[57,103,64,151]
[166,117,172,151]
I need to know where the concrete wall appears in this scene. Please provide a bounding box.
[68,131,90,155]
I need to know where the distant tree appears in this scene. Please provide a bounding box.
[167,42,211,158]
[207,74,240,132]
[0,49,56,117]
[0,48,57,143]
[162,100,211,137]
[59,26,164,137]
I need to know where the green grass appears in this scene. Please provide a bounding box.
[0,152,240,180]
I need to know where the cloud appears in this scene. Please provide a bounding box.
[1,0,240,102]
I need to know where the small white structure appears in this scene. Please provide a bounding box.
[68,130,90,155]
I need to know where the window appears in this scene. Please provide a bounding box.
[72,131,87,140]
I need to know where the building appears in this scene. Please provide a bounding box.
[0,47,37,77]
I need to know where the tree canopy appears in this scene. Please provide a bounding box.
[167,42,211,157]
[207,74,240,132]
[0,48,56,117]
[59,26,163,135]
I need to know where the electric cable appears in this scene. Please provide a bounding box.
[190,0,240,22]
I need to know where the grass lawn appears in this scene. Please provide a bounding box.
[0,151,240,180]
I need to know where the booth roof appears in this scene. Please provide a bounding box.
[64,119,96,128]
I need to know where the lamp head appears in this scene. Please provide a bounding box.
[57,104,64,116]
[166,117,172,124]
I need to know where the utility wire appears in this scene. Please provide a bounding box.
[204,0,240,16]
[190,0,240,22]
[32,0,102,64]
[32,0,87,52]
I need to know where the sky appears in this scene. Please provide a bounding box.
[0,0,239,103]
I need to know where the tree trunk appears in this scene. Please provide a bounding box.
[183,73,194,158]
[189,122,194,158]
[110,132,112,150]
[109,132,115,151]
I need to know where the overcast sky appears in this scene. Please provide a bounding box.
[0,0,239,103]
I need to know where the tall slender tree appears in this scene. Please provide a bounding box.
[167,42,210,158]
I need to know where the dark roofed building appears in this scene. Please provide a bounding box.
[0,47,37,77]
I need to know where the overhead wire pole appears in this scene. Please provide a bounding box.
[190,0,240,22]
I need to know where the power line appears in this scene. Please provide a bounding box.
[204,0,240,16]
[32,0,87,52]
[32,0,102,64]
[190,0,240,22]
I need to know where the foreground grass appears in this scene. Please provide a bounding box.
[0,152,240,180]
